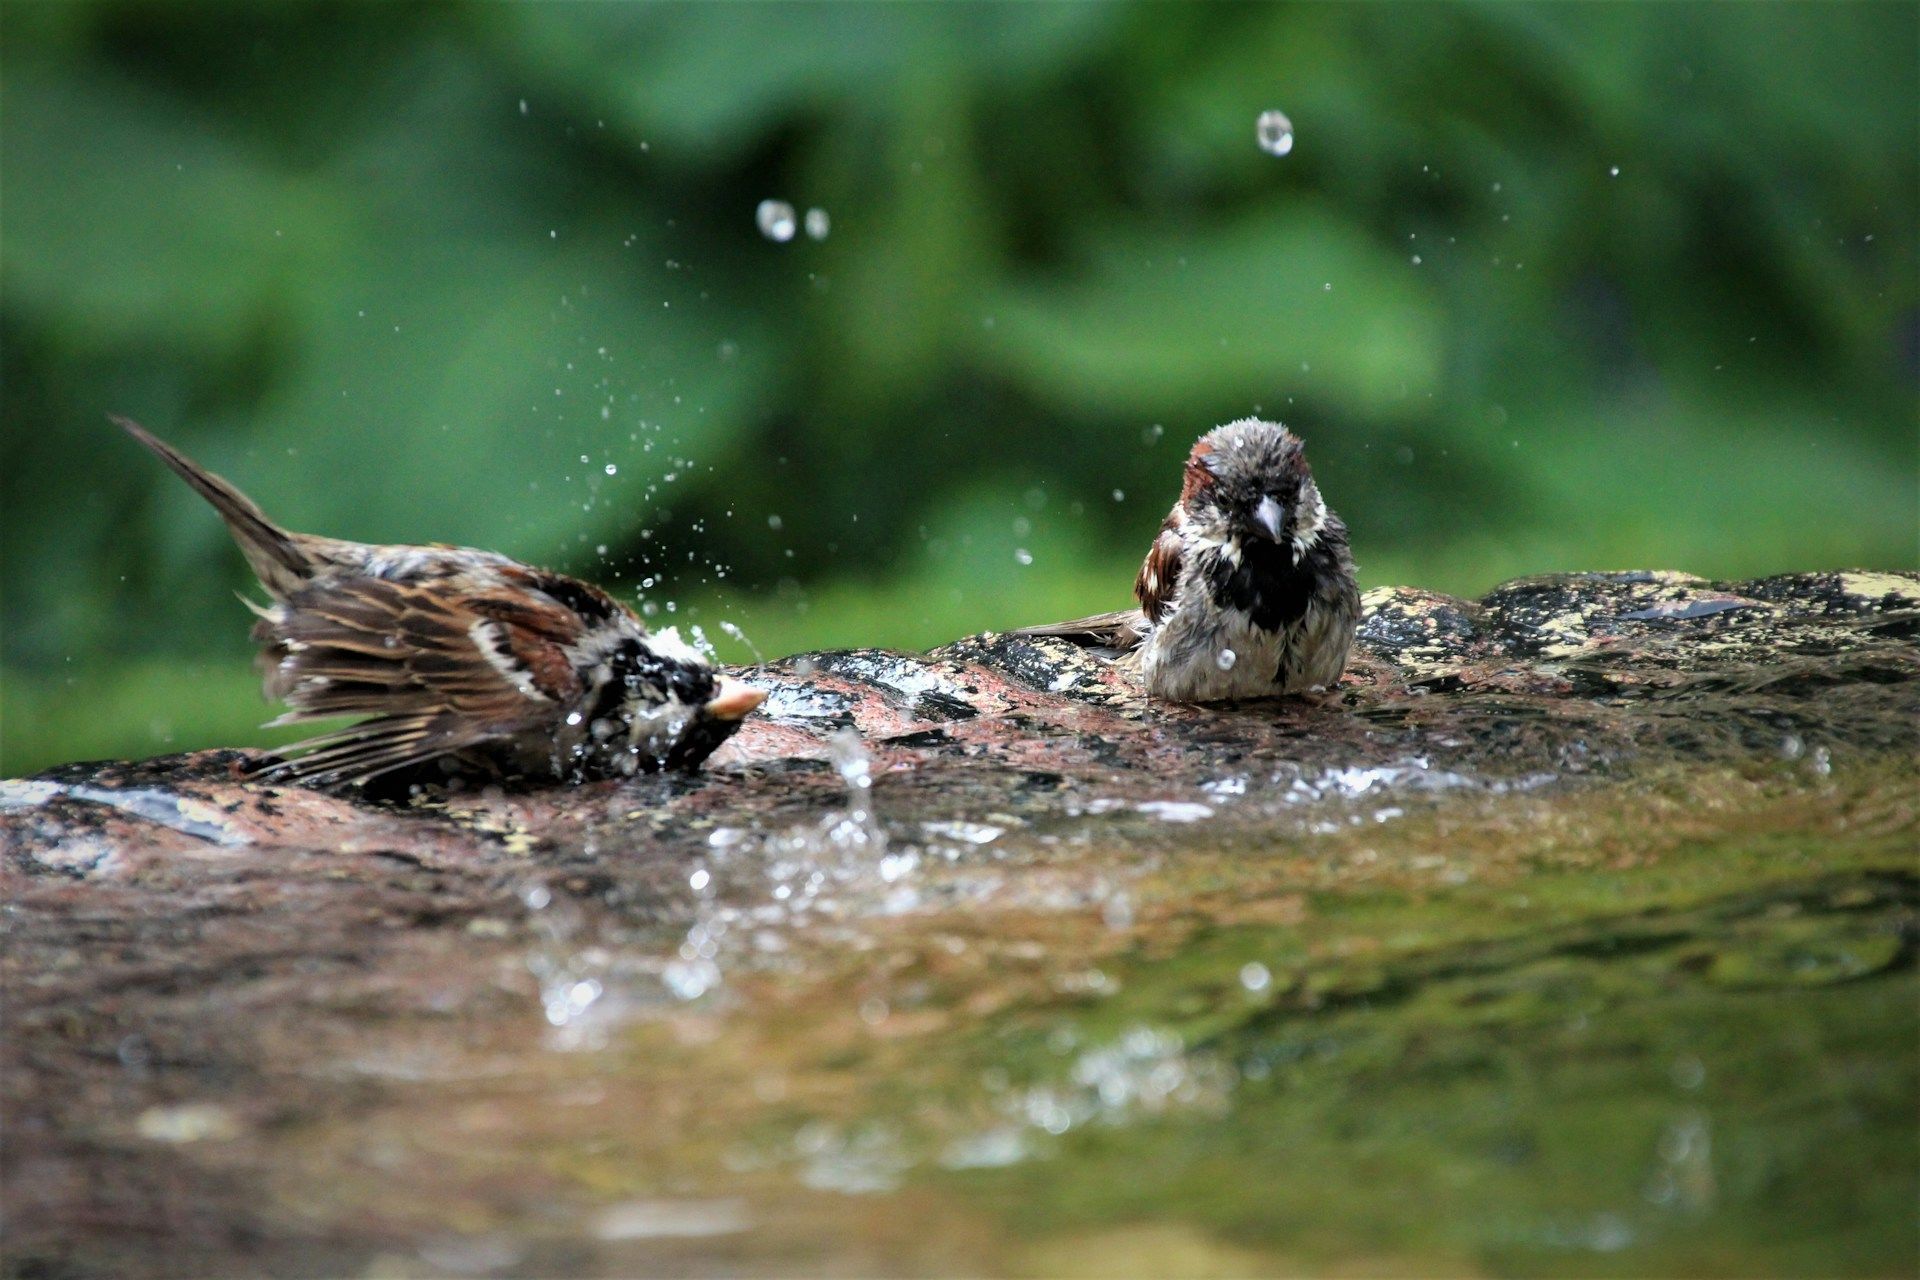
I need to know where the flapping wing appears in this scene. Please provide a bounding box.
[1133,515,1185,625]
[252,576,581,785]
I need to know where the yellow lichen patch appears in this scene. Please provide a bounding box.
[441,805,538,856]
[1359,586,1402,612]
[173,795,246,844]
[1837,572,1920,608]
[1534,609,1596,658]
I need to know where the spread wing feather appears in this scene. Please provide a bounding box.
[251,577,580,784]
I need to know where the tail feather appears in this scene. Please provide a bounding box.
[1010,608,1149,652]
[113,415,311,595]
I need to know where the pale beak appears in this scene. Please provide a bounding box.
[705,677,768,721]
[1252,495,1286,542]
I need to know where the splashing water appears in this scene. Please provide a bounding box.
[999,1025,1234,1148]
[1256,109,1294,157]
[824,728,886,859]
[520,883,617,1049]
[717,620,763,662]
[755,200,797,242]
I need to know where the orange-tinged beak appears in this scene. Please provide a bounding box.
[705,677,767,721]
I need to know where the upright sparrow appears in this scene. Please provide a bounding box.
[1019,417,1359,700]
[115,416,764,787]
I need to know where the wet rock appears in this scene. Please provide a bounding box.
[3,570,1916,1276]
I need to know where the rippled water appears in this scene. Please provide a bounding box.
[265,746,1913,1278]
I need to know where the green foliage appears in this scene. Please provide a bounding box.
[2,1,1915,774]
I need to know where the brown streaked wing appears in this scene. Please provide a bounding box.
[498,565,626,628]
[253,576,579,784]
[1133,513,1185,624]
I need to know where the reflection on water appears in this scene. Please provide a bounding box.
[398,744,1920,1276]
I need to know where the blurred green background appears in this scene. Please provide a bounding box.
[3,1,1915,776]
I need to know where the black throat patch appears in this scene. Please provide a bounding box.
[1203,538,1318,631]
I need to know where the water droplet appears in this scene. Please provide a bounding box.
[755,200,797,242]
[1013,548,1034,566]
[1256,109,1294,157]
[803,207,830,240]
[1609,165,1621,177]
[718,620,763,662]
[1141,423,1164,445]
[603,463,617,476]
[1239,962,1271,992]
[689,868,711,892]
[1111,489,1126,502]
[518,99,529,117]
[1670,1055,1707,1090]
[1216,648,1237,671]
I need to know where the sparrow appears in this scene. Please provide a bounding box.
[114,416,765,788]
[1017,417,1359,701]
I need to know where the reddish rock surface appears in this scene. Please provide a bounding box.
[3,570,1916,1276]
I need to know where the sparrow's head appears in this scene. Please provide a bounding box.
[1178,418,1328,561]
[584,626,767,774]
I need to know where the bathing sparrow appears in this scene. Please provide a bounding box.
[115,416,764,787]
[1018,418,1359,701]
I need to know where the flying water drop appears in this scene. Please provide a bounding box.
[803,207,831,241]
[1217,649,1238,671]
[718,620,763,662]
[1256,109,1294,157]
[755,200,797,242]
